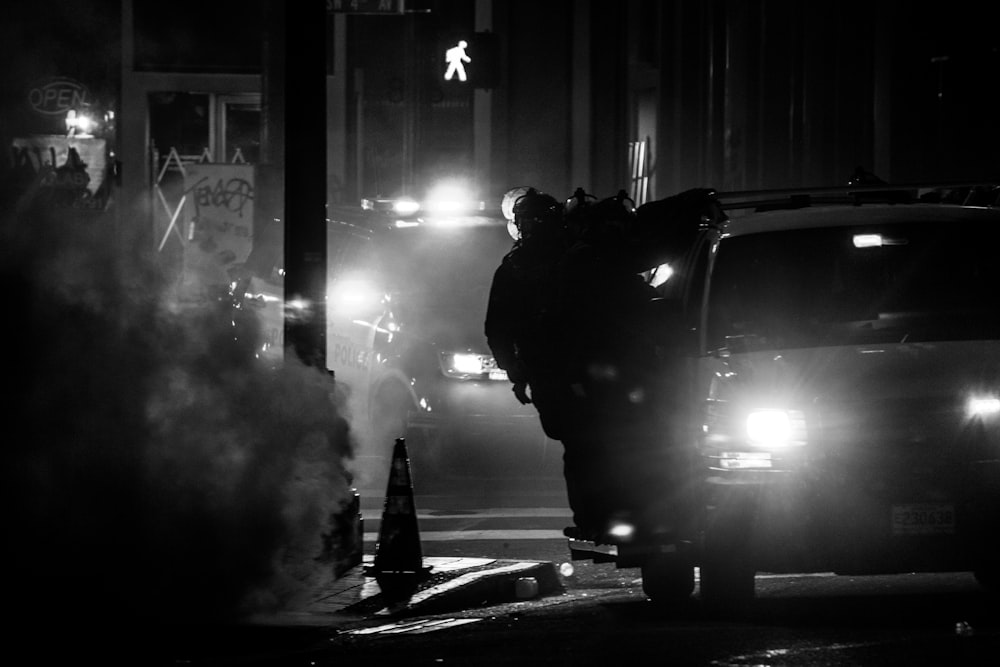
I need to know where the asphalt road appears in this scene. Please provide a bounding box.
[288,488,1000,665]
[31,485,1000,666]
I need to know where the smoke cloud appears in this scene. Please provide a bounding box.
[1,178,356,627]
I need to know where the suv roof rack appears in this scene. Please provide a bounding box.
[714,180,999,213]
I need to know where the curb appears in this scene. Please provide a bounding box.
[366,560,564,618]
[267,556,566,627]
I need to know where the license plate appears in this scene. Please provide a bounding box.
[891,503,955,536]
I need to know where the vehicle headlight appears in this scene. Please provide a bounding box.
[747,409,792,446]
[704,403,807,471]
[966,395,1000,419]
[452,353,485,374]
[745,408,807,448]
[439,352,508,381]
[392,198,421,216]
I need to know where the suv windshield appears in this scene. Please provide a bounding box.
[706,221,1000,351]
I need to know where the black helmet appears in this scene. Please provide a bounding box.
[510,187,562,241]
[563,187,597,240]
[600,189,636,220]
[574,189,636,244]
[564,186,598,214]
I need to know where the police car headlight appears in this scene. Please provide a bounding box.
[439,352,508,381]
[392,198,421,216]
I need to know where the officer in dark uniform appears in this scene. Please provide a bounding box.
[485,188,601,531]
[486,185,721,541]
[486,187,656,539]
[485,188,567,417]
[556,189,667,537]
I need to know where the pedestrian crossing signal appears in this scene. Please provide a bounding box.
[442,31,499,90]
[444,40,471,82]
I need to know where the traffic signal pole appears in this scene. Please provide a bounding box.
[272,0,328,370]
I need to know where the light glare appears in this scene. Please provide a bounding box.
[746,409,792,446]
[442,352,507,380]
[649,263,674,287]
[66,109,96,136]
[426,199,465,215]
[328,279,382,315]
[451,353,485,374]
[853,234,883,248]
[608,521,635,539]
[967,397,1000,418]
[425,180,473,213]
[393,199,420,215]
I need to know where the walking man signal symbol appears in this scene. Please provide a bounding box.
[444,40,471,82]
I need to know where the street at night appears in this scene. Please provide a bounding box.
[2,1,1000,665]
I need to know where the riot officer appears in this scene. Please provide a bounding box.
[486,187,607,533]
[556,189,669,535]
[486,186,658,539]
[485,187,567,412]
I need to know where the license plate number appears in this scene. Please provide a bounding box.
[891,503,955,536]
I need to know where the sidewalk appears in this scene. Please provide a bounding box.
[251,554,564,628]
[252,449,570,628]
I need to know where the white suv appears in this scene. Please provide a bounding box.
[574,185,1000,610]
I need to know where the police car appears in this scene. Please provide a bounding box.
[572,182,1000,609]
[247,195,563,497]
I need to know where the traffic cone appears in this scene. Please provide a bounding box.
[365,438,432,582]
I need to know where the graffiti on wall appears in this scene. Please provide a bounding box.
[181,162,255,289]
[10,135,108,210]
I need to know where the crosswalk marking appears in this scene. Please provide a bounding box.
[364,529,565,542]
[361,508,572,521]
[362,506,571,542]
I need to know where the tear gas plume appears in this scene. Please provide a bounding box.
[1,187,357,626]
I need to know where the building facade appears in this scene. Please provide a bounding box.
[2,0,997,260]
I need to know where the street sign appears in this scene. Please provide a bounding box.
[326,0,405,14]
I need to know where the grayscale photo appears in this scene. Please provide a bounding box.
[2,1,999,664]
